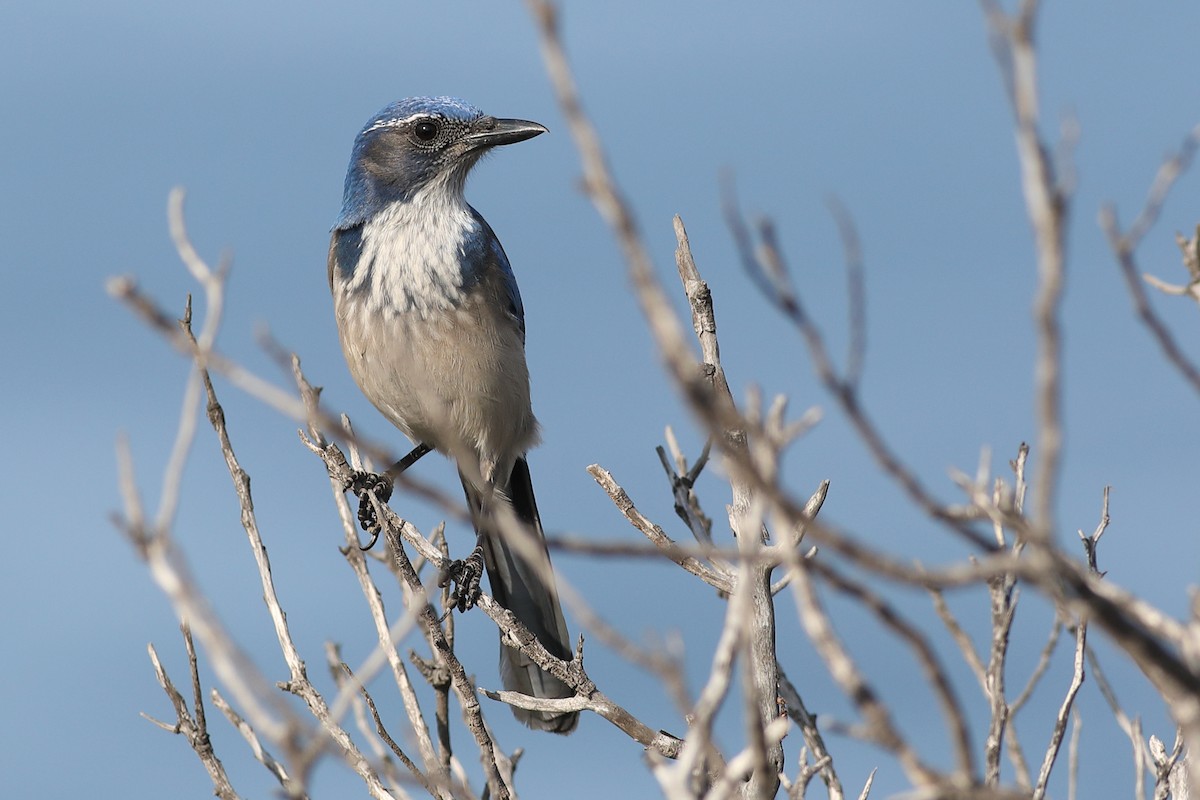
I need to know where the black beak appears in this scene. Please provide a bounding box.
[464,117,548,150]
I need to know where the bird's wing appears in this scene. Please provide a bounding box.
[468,207,526,340]
[328,223,364,291]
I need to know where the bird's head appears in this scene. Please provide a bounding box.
[337,96,547,227]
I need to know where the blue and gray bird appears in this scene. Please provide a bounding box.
[329,96,577,733]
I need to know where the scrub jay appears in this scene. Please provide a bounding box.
[328,97,577,733]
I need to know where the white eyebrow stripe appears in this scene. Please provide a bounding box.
[362,113,428,135]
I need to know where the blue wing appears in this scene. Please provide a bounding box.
[468,206,526,340]
[328,224,364,291]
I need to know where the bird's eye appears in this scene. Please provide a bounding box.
[413,120,440,142]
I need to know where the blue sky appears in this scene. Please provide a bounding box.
[4,1,1200,797]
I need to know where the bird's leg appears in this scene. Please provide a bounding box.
[386,442,433,480]
[439,534,485,613]
[347,442,433,550]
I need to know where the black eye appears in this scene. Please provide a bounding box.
[413,120,439,142]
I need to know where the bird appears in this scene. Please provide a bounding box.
[328,96,578,733]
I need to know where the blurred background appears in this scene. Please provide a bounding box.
[3,1,1200,796]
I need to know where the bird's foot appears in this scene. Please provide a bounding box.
[347,470,393,549]
[440,542,485,612]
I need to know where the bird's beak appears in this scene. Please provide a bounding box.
[464,117,548,150]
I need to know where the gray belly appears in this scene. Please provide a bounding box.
[332,286,539,478]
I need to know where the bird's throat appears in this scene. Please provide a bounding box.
[351,191,480,317]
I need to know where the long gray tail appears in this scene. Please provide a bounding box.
[466,457,578,733]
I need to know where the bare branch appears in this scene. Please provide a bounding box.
[777,666,844,800]
[1068,714,1081,800]
[784,553,938,787]
[1010,617,1064,716]
[722,184,996,553]
[337,661,436,799]
[376,524,510,799]
[587,464,733,592]
[143,635,241,800]
[1032,618,1087,799]
[981,0,1071,543]
[812,560,975,782]
[929,590,987,688]
[825,195,867,389]
[211,690,305,799]
[1103,128,1200,396]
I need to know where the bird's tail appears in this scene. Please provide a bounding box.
[465,457,578,734]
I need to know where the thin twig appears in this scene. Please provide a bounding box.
[1103,127,1200,396]
[1032,618,1087,799]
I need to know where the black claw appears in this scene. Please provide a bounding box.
[343,444,433,550]
[348,470,393,549]
[440,543,484,612]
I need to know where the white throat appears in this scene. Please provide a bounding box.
[349,182,479,316]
